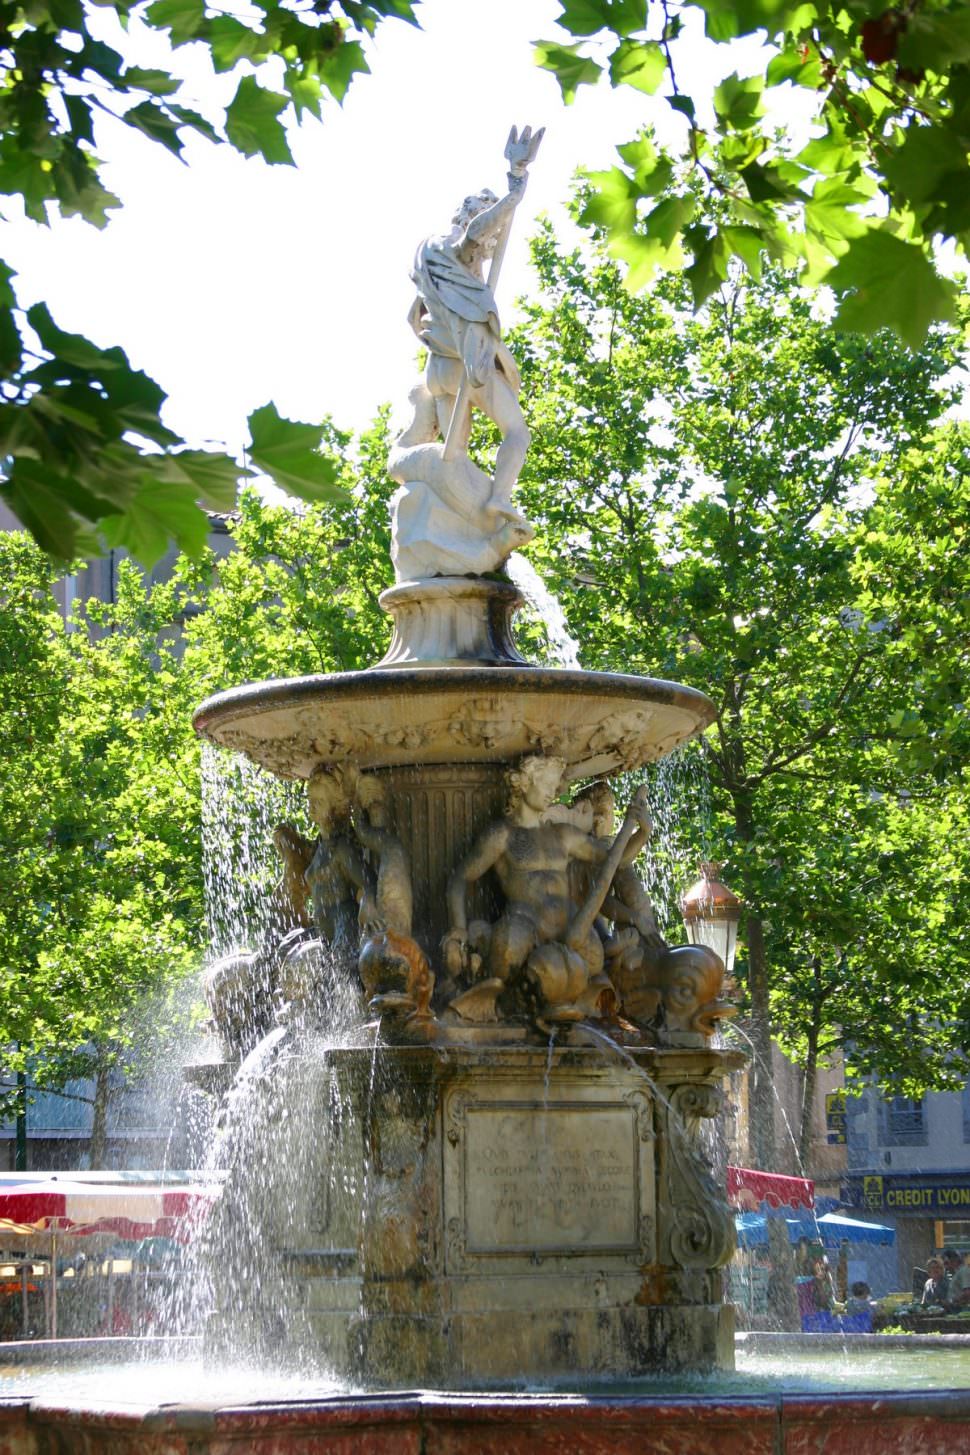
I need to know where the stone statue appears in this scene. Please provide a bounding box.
[391,125,543,583]
[526,785,654,1024]
[354,775,435,1031]
[271,823,315,932]
[572,782,737,1039]
[442,755,651,1021]
[388,385,532,581]
[304,766,371,957]
[202,949,269,1059]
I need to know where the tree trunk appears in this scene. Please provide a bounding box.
[798,960,823,1172]
[88,1058,112,1170]
[733,792,775,1169]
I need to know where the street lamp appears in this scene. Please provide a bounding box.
[680,863,742,977]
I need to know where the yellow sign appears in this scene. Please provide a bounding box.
[863,1175,884,1210]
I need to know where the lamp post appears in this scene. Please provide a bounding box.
[680,863,742,977]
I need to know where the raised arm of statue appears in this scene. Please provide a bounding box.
[460,175,525,253]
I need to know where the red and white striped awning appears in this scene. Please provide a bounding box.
[0,1177,218,1242]
[727,1165,814,1211]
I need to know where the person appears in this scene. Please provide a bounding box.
[811,1254,835,1313]
[407,126,542,522]
[949,1250,970,1308]
[845,1280,874,1316]
[921,1255,949,1307]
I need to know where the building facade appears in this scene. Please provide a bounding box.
[843,1084,970,1292]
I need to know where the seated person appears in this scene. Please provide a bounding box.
[921,1256,949,1307]
[942,1247,967,1308]
[845,1281,875,1318]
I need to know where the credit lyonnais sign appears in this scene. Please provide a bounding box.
[845,1175,970,1214]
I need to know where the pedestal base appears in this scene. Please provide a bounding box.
[206,1042,741,1387]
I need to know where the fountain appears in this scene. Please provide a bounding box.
[190,124,742,1387]
[2,128,968,1453]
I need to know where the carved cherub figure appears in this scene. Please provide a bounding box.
[354,775,412,937]
[353,775,435,1032]
[270,822,315,932]
[304,766,371,958]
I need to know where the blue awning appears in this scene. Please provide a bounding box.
[736,1210,895,1249]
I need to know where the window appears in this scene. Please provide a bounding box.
[881,1096,927,1146]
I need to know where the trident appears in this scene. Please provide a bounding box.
[441,123,544,463]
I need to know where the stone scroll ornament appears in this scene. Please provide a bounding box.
[390,125,544,584]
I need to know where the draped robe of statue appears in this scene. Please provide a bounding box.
[408,236,522,399]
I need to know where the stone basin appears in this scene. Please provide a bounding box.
[192,667,716,781]
[3,1338,970,1453]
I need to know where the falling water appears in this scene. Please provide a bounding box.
[201,744,309,958]
[507,553,582,669]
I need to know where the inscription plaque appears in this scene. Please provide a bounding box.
[464,1104,638,1254]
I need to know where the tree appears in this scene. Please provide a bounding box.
[0,414,398,1160]
[536,0,969,346]
[0,533,203,1162]
[0,0,417,559]
[508,217,969,1165]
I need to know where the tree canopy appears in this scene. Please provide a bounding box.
[0,0,418,561]
[537,0,970,347]
[507,218,969,1163]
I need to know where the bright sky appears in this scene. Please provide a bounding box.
[6,0,770,452]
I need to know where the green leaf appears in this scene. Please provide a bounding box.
[64,96,95,145]
[209,16,270,72]
[225,78,293,165]
[0,471,79,559]
[0,459,118,557]
[644,192,696,246]
[883,125,968,208]
[163,450,244,510]
[722,223,765,277]
[609,231,670,289]
[898,9,970,70]
[741,160,804,202]
[713,71,765,129]
[144,0,205,44]
[120,67,181,96]
[100,479,210,565]
[26,305,124,372]
[0,305,21,376]
[668,93,696,122]
[765,47,823,87]
[247,402,344,502]
[579,167,638,234]
[824,231,958,348]
[320,39,369,103]
[167,105,220,145]
[534,41,602,103]
[284,70,323,120]
[685,230,731,307]
[0,261,17,310]
[122,101,188,158]
[701,0,814,40]
[556,0,647,37]
[608,39,666,93]
[616,135,674,193]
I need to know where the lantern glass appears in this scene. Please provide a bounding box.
[685,915,738,976]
